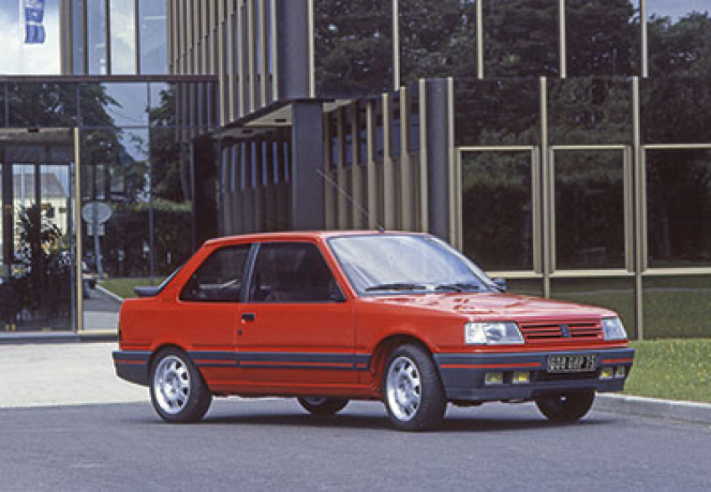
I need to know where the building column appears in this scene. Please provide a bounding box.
[424,78,453,242]
[291,101,325,230]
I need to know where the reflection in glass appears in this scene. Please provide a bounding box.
[150,128,193,276]
[548,78,633,145]
[81,83,148,128]
[554,151,625,269]
[314,0,393,97]
[566,0,640,76]
[110,0,137,74]
[461,152,533,271]
[71,0,86,74]
[552,278,635,338]
[483,0,558,77]
[8,83,77,128]
[648,0,711,76]
[138,0,167,74]
[454,77,540,146]
[640,78,711,144]
[87,0,107,74]
[646,149,711,267]
[643,276,711,339]
[399,0,477,85]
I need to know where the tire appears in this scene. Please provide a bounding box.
[383,344,446,431]
[535,391,595,423]
[297,397,349,416]
[150,348,212,423]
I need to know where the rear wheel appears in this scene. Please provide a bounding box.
[150,348,212,423]
[297,397,349,416]
[383,344,446,431]
[535,391,595,423]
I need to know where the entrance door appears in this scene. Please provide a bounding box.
[0,129,75,332]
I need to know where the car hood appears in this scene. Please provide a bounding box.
[367,292,614,321]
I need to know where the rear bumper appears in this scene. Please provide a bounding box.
[434,348,634,402]
[113,351,151,386]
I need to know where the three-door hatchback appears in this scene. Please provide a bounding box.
[114,231,634,431]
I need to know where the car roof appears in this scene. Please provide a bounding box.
[204,230,429,248]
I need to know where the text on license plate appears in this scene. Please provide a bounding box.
[547,355,597,373]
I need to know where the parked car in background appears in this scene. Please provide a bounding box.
[113,231,634,431]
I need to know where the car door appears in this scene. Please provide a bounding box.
[171,243,251,388]
[237,241,356,387]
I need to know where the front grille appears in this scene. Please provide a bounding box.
[519,321,602,343]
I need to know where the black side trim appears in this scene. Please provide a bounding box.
[186,351,372,371]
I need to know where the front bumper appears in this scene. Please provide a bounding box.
[434,348,634,402]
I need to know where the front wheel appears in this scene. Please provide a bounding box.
[535,391,595,423]
[383,344,446,431]
[150,348,212,423]
[297,397,349,416]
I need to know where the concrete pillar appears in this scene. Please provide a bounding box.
[290,101,324,230]
[425,79,452,241]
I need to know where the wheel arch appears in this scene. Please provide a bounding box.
[368,334,440,397]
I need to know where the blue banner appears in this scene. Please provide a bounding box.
[24,0,46,44]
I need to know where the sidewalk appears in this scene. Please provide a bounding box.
[0,342,145,408]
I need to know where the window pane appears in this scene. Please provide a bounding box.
[72,0,86,73]
[400,0,477,85]
[643,276,711,339]
[566,0,640,76]
[554,150,626,270]
[81,82,148,128]
[110,0,137,74]
[548,78,633,145]
[139,0,167,74]
[180,246,250,302]
[461,151,533,271]
[641,78,711,144]
[249,243,339,302]
[8,83,77,127]
[88,0,107,74]
[646,149,711,268]
[314,0,393,97]
[483,0,558,77]
[648,0,711,76]
[454,77,540,146]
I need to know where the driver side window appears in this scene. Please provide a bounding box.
[180,245,250,302]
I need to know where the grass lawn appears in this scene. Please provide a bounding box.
[624,339,711,403]
[99,277,159,299]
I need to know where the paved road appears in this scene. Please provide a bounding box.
[1,399,709,491]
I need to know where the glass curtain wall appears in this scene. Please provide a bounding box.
[70,0,167,75]
[0,78,216,334]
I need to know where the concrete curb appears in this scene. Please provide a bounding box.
[595,393,711,425]
[95,284,124,304]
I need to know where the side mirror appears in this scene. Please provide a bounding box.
[493,278,508,293]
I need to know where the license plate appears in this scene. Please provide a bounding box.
[547,355,597,373]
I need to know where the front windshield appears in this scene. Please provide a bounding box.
[328,234,495,295]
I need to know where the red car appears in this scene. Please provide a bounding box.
[114,231,634,431]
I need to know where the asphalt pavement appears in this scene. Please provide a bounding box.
[1,342,710,491]
[1,399,710,491]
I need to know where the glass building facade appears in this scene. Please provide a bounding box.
[0,77,217,334]
[2,0,710,339]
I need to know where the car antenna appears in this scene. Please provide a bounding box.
[316,168,383,230]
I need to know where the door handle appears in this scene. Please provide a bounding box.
[242,313,256,322]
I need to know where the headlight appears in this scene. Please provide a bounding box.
[465,322,524,345]
[602,317,628,340]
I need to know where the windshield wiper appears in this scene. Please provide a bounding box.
[366,283,428,292]
[435,283,485,293]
